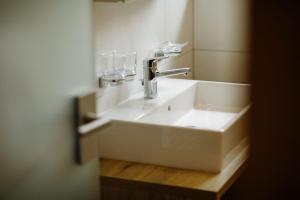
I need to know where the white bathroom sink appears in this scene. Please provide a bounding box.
[97,78,250,172]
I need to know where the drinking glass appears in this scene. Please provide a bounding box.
[97,51,125,85]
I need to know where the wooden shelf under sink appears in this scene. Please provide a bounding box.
[99,146,248,200]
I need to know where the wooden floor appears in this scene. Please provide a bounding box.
[99,147,248,200]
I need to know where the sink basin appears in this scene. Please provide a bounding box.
[98,78,250,172]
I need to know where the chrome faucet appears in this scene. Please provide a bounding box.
[143,56,191,99]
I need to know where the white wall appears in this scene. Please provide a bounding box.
[0,1,99,200]
[194,0,250,83]
[94,0,194,79]
[95,0,250,86]
[94,0,194,112]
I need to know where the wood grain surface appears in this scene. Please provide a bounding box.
[100,146,248,200]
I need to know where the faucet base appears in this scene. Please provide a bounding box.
[144,79,158,99]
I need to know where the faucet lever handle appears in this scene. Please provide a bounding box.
[150,60,158,73]
[154,55,169,61]
[147,55,169,73]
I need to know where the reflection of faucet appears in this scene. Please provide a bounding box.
[143,56,191,99]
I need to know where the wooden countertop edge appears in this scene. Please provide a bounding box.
[100,146,248,197]
[101,176,217,199]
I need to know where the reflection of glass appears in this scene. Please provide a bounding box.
[114,53,127,77]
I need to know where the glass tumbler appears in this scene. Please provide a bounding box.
[98,51,125,85]
[114,51,137,81]
[124,51,137,81]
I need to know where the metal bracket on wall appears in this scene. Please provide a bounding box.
[74,91,112,164]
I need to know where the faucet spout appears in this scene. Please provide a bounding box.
[143,57,191,99]
[143,42,191,99]
[155,68,191,78]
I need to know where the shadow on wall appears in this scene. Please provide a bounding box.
[224,1,300,199]
[193,0,251,84]
[162,0,194,80]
